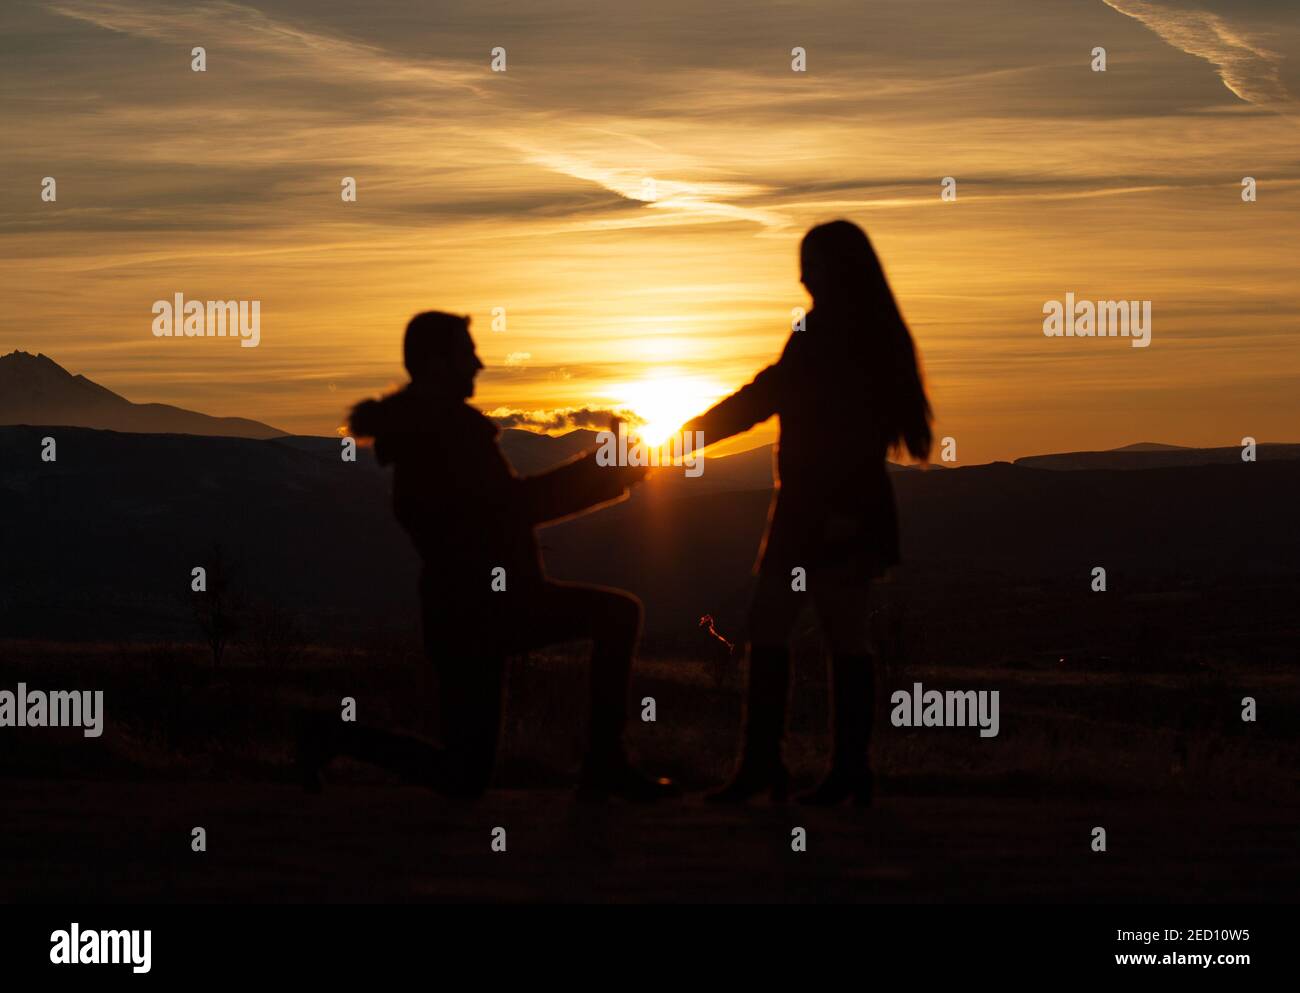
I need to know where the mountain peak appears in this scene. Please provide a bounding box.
[0,351,285,439]
[1,349,69,372]
[0,349,82,393]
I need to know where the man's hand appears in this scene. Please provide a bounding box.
[604,414,651,486]
[620,463,650,487]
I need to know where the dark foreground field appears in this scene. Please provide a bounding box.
[8,782,1298,902]
[2,640,1297,902]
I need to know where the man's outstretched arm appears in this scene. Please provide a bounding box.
[515,450,643,526]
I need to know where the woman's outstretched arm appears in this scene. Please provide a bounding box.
[681,362,783,451]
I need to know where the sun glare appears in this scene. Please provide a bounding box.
[617,373,724,447]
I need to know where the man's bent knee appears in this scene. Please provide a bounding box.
[596,589,642,638]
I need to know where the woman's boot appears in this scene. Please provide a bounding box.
[705,645,792,803]
[798,651,875,806]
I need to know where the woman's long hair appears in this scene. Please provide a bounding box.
[801,220,933,462]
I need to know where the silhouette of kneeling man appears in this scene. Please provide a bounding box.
[297,311,673,800]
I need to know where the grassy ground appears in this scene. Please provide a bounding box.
[1,638,1294,797]
[1,637,1296,901]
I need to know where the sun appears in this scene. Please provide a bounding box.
[617,372,724,447]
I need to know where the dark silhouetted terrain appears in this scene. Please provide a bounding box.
[3,423,1298,901]
[3,423,1299,654]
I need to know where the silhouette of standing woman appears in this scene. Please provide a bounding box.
[681,220,933,805]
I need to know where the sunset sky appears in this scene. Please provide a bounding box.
[3,0,1298,464]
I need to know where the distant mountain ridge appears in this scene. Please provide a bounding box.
[0,350,285,439]
[1014,443,1300,471]
[5,352,1296,472]
[1111,442,1191,452]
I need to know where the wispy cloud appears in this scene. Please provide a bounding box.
[520,149,789,231]
[46,0,485,92]
[1102,0,1291,106]
[42,0,796,232]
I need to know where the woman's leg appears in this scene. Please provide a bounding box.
[706,569,806,803]
[804,574,876,804]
